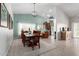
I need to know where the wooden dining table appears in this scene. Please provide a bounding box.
[24,33,35,41]
[24,33,42,42]
[24,33,42,39]
[24,33,41,50]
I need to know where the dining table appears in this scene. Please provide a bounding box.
[24,33,41,50]
[24,33,35,41]
[24,33,42,39]
[24,33,41,43]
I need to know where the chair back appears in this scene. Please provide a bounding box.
[33,31,41,45]
[23,31,28,33]
[21,30,26,40]
[33,30,41,36]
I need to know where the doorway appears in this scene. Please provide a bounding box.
[73,23,79,38]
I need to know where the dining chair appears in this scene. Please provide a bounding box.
[31,31,41,50]
[21,30,30,47]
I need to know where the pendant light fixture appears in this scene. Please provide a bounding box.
[32,3,37,17]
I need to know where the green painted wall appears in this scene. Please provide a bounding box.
[13,14,46,39]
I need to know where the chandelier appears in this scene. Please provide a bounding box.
[32,3,37,17]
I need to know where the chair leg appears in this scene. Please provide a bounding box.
[32,42,34,50]
[23,43,25,47]
[32,47,34,50]
[32,43,34,50]
[38,43,40,48]
[22,41,25,47]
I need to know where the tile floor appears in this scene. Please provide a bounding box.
[7,36,79,56]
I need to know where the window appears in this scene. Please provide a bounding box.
[37,25,41,30]
[18,23,36,35]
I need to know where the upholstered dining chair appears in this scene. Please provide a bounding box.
[31,31,41,50]
[29,35,40,50]
[21,30,30,47]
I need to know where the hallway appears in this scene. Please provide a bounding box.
[1,3,79,56]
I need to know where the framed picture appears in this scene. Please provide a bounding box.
[9,14,13,29]
[0,3,13,29]
[7,13,13,29]
[0,3,8,27]
[7,13,10,29]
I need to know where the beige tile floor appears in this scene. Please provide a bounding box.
[7,36,79,56]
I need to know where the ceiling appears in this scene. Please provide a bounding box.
[11,3,58,18]
[58,3,79,18]
[11,3,79,18]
